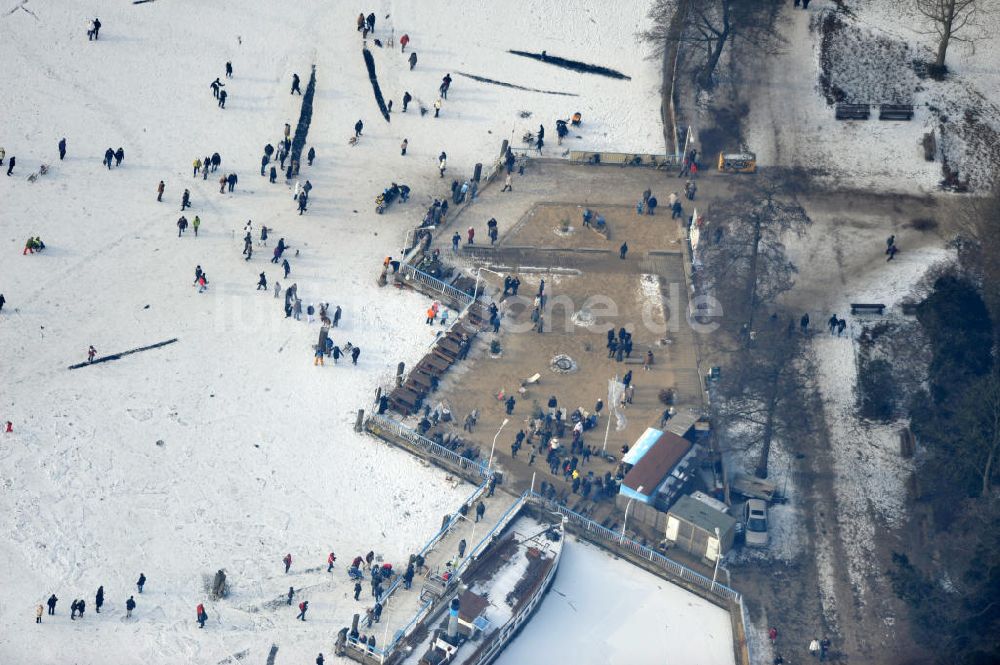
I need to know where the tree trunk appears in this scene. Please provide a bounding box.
[755,381,779,478]
[745,215,763,333]
[935,3,955,69]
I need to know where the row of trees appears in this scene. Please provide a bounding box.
[696,180,811,478]
[643,0,986,90]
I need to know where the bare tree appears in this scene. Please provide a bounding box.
[697,180,811,336]
[714,317,810,478]
[641,0,784,89]
[914,0,984,72]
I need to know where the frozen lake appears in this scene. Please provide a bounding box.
[498,538,736,665]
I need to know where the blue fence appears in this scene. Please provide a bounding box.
[399,263,473,310]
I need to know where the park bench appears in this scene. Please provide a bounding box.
[420,354,451,375]
[835,103,871,120]
[436,337,463,357]
[408,370,434,391]
[389,386,421,415]
[879,104,914,121]
[850,303,886,315]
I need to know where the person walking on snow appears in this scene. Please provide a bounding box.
[433,98,442,118]
[210,77,223,98]
[297,600,308,621]
[5,155,14,176]
[181,189,191,210]
[126,596,136,618]
[327,552,337,572]
[36,604,43,624]
[439,152,447,178]
[354,119,363,138]
[351,346,361,365]
[257,272,267,290]
[218,89,227,108]
[193,157,202,177]
[47,595,57,615]
[400,33,410,51]
[137,573,146,593]
[409,51,418,70]
[402,91,412,112]
[88,345,97,362]
[401,138,408,156]
[283,553,292,573]
[192,215,200,236]
[58,137,66,160]
[197,603,207,628]
[307,146,315,166]
[282,259,291,279]
[225,61,233,78]
[157,180,165,202]
[291,73,302,95]
[95,586,104,613]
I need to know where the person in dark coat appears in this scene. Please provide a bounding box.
[270,166,278,183]
[409,52,417,70]
[296,600,308,621]
[225,61,233,78]
[95,586,104,613]
[137,573,146,593]
[211,153,221,172]
[287,586,295,605]
[402,91,412,112]
[354,119,363,137]
[227,172,237,192]
[291,73,302,95]
[104,148,114,169]
[619,242,628,259]
[475,501,485,522]
[218,89,227,108]
[114,147,125,166]
[307,147,315,165]
[125,596,136,618]
[58,138,67,160]
[257,272,267,290]
[646,196,658,215]
[351,346,361,365]
[5,154,13,176]
[47,594,57,615]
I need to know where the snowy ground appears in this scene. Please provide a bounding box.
[0,1,666,663]
[498,538,736,665]
[742,0,1000,192]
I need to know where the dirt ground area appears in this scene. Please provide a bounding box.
[420,198,704,530]
[504,202,685,251]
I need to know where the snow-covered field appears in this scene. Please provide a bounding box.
[0,1,666,663]
[498,538,737,665]
[743,0,1000,192]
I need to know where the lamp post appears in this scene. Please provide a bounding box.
[487,418,509,472]
[710,526,722,592]
[620,485,643,545]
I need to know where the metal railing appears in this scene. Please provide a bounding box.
[525,491,742,603]
[367,413,491,479]
[398,263,473,309]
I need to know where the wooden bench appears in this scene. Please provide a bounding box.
[437,338,463,357]
[850,303,886,315]
[835,103,871,120]
[389,386,421,415]
[408,370,434,391]
[418,355,450,375]
[879,104,914,121]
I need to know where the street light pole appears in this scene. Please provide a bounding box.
[620,486,643,545]
[710,526,722,592]
[488,418,509,472]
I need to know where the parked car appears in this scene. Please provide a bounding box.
[743,499,768,547]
